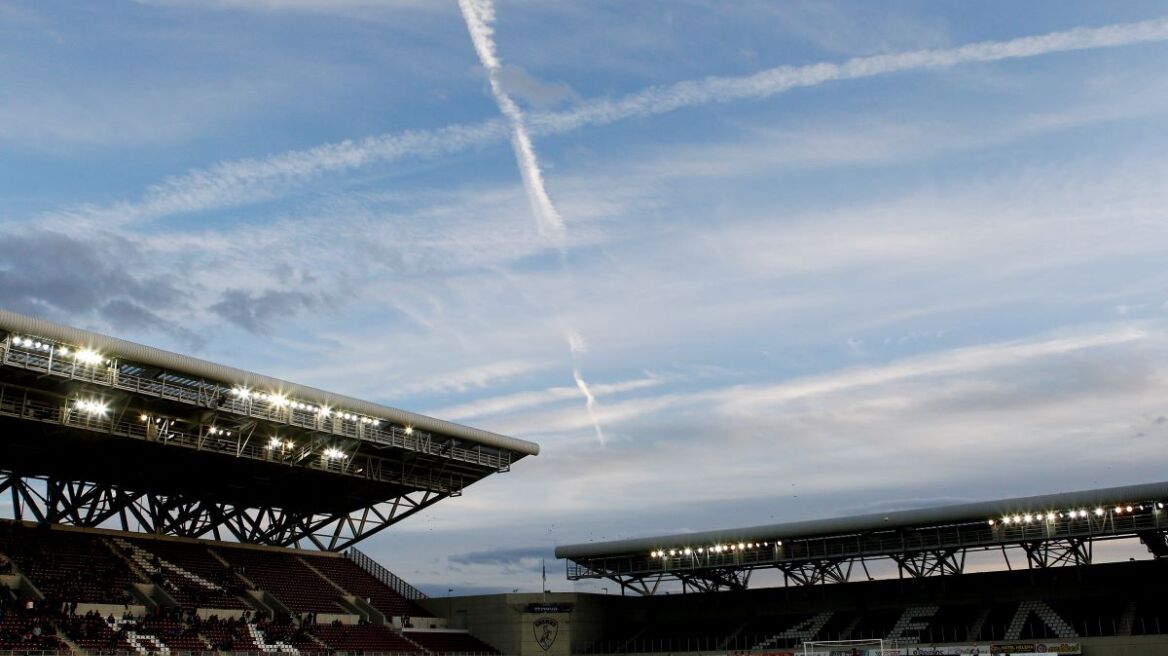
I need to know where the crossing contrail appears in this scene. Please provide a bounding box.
[458,0,604,444]
[51,16,1168,229]
[457,0,565,244]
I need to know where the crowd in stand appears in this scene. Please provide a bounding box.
[0,521,496,655]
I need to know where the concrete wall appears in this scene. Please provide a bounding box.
[422,592,626,656]
[421,590,1168,656]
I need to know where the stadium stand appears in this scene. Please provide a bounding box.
[574,559,1168,653]
[115,536,251,611]
[214,545,347,614]
[0,519,512,654]
[404,629,500,654]
[0,522,138,606]
[312,623,419,652]
[303,551,429,620]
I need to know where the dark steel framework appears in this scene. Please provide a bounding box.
[565,503,1168,595]
[0,331,531,550]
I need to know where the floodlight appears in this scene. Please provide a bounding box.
[1126,505,1134,512]
[1095,508,1104,516]
[75,348,104,365]
[405,426,414,435]
[74,399,109,416]
[57,346,69,355]
[11,337,22,346]
[683,548,691,555]
[987,519,995,526]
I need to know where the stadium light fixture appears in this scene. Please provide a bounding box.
[405,426,414,435]
[683,548,692,555]
[74,348,104,365]
[987,519,995,526]
[323,447,345,460]
[1126,505,1134,512]
[1095,507,1104,516]
[232,386,251,399]
[57,346,70,356]
[74,399,109,417]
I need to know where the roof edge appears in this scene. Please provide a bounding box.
[555,480,1168,559]
[0,308,539,457]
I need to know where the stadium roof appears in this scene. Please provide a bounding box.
[0,308,538,456]
[0,308,539,550]
[557,481,1168,594]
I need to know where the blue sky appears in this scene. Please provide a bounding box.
[3,1,1168,594]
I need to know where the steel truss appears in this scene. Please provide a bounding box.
[893,548,965,578]
[0,471,446,551]
[780,558,853,586]
[567,518,1168,595]
[1021,538,1091,568]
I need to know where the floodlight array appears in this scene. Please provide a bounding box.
[9,335,102,364]
[72,398,109,417]
[5,332,460,473]
[650,540,782,559]
[987,501,1162,526]
[230,386,389,430]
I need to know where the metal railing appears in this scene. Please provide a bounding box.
[568,508,1168,579]
[346,547,428,601]
[0,382,457,495]
[0,341,511,472]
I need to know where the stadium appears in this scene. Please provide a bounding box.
[1,307,1166,656]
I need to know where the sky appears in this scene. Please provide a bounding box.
[2,0,1168,596]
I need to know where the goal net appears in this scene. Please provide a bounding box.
[801,638,887,656]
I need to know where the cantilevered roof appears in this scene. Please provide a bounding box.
[0,307,538,456]
[556,480,1168,559]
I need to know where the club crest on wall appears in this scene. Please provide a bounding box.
[533,617,559,651]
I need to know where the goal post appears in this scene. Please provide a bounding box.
[801,638,886,656]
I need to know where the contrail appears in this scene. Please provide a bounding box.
[457,0,564,244]
[456,0,601,443]
[45,16,1168,227]
[567,330,605,445]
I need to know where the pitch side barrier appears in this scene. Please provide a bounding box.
[558,481,1168,593]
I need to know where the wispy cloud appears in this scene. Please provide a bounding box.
[39,16,1168,230]
[430,375,663,422]
[385,359,552,398]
